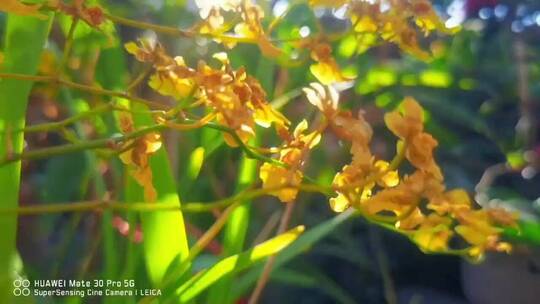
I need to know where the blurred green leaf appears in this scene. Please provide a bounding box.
[125,104,190,286]
[505,220,540,245]
[0,12,52,301]
[174,226,305,303]
[232,210,355,298]
[41,153,88,202]
[207,55,275,304]
[338,35,358,58]
[506,150,526,169]
[420,69,453,88]
[179,146,205,193]
[270,268,357,304]
[356,67,397,94]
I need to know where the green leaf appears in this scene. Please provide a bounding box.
[93,47,130,303]
[178,146,205,193]
[206,54,275,304]
[175,226,305,303]
[506,150,526,169]
[419,69,453,88]
[41,153,88,202]
[269,268,357,304]
[124,103,190,286]
[0,13,52,301]
[232,210,355,298]
[505,220,540,245]
[205,150,258,304]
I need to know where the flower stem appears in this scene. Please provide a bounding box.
[105,13,257,44]
[0,73,167,109]
[0,184,328,215]
[23,103,113,133]
[0,124,165,166]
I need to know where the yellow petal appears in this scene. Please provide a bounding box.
[143,133,163,154]
[254,106,289,129]
[293,120,309,138]
[414,226,452,252]
[119,149,133,165]
[455,225,487,247]
[353,15,378,33]
[374,160,399,187]
[446,189,471,207]
[303,82,339,115]
[310,62,348,85]
[329,193,350,213]
[234,22,257,39]
[148,73,194,99]
[212,52,229,65]
[223,133,239,147]
[397,208,425,230]
[384,111,408,139]
[305,132,322,149]
[124,42,139,56]
[259,163,302,203]
[402,97,424,123]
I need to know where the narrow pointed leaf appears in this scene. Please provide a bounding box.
[124,104,190,285]
[176,225,305,303]
[232,210,355,298]
[0,12,52,301]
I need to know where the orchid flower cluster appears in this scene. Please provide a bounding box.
[1,0,518,260]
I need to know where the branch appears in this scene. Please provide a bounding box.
[23,103,114,133]
[0,183,330,216]
[0,124,165,166]
[105,13,257,44]
[1,116,291,168]
[0,73,168,109]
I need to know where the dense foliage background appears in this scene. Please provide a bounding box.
[1,0,539,303]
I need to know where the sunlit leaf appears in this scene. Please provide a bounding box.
[0,11,52,301]
[175,226,305,302]
[420,69,453,88]
[232,210,355,298]
[124,104,190,286]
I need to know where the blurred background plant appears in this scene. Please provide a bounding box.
[0,0,539,303]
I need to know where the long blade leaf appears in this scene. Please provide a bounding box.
[125,103,190,285]
[232,210,355,298]
[0,12,52,301]
[176,225,305,303]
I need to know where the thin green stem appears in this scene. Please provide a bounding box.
[57,17,79,74]
[188,203,241,259]
[356,210,470,257]
[105,13,257,44]
[0,73,167,109]
[197,121,286,168]
[126,65,152,93]
[0,124,165,166]
[267,0,303,35]
[23,103,113,133]
[105,13,192,37]
[0,183,328,215]
[1,118,293,169]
